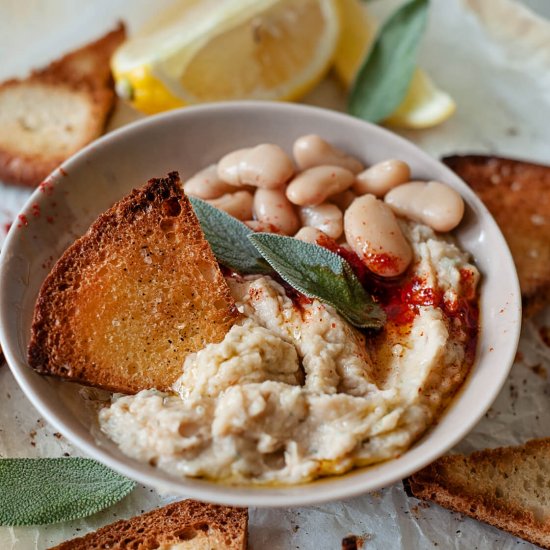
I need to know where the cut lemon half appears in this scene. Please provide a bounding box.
[112,0,340,114]
[332,0,456,129]
[333,0,378,88]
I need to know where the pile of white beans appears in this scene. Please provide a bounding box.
[184,135,465,278]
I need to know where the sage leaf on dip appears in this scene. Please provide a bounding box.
[248,233,386,329]
[348,0,429,123]
[0,458,136,526]
[189,196,271,275]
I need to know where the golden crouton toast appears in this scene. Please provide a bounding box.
[408,439,550,549]
[28,172,239,393]
[48,500,248,550]
[444,155,550,316]
[0,23,126,187]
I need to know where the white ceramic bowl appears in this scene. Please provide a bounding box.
[0,102,521,507]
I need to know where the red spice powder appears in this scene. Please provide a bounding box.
[38,180,54,195]
[459,267,477,301]
[314,233,479,341]
[282,282,314,313]
[378,277,442,325]
[363,252,402,277]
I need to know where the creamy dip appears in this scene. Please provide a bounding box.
[99,221,479,485]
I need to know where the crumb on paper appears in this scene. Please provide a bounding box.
[342,533,371,549]
[528,363,547,379]
[410,501,431,519]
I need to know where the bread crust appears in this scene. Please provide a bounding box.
[47,499,248,549]
[443,155,550,316]
[408,438,550,549]
[0,23,125,187]
[28,172,239,394]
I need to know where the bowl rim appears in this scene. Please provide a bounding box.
[0,100,522,507]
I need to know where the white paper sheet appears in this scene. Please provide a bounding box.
[1,0,550,548]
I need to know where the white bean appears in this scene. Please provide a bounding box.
[184,164,235,199]
[344,194,412,277]
[353,159,411,197]
[384,181,464,232]
[217,144,294,189]
[329,189,357,211]
[286,166,355,206]
[206,191,254,221]
[293,134,364,174]
[253,188,300,235]
[294,226,327,244]
[299,203,343,239]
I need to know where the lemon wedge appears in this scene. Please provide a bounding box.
[384,68,456,129]
[332,0,456,129]
[112,0,340,114]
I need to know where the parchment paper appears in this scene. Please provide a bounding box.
[1,0,550,548]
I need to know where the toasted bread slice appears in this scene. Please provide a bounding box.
[28,172,239,394]
[444,155,550,316]
[408,439,550,549]
[0,24,125,187]
[36,22,126,90]
[48,499,248,549]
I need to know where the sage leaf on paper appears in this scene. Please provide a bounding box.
[248,233,386,329]
[0,458,136,526]
[348,0,429,123]
[189,196,271,274]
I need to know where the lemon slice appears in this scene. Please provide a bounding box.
[332,0,456,129]
[112,0,340,114]
[384,68,456,129]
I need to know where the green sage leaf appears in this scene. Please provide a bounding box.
[189,196,271,274]
[0,458,136,526]
[348,0,429,123]
[248,233,385,329]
